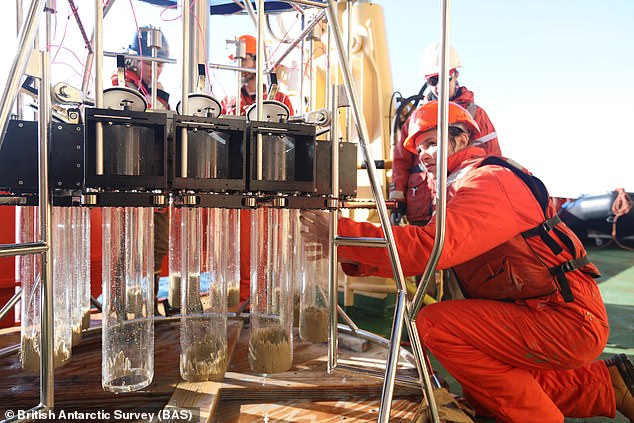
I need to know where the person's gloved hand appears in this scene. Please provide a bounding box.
[390,201,407,226]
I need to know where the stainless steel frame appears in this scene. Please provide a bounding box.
[0,288,21,323]
[322,2,440,421]
[0,0,46,152]
[411,0,451,319]
[0,2,54,421]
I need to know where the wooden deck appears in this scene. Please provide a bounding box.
[0,317,423,422]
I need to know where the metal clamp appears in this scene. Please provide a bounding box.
[82,194,97,205]
[152,194,167,206]
[243,197,257,208]
[182,195,198,206]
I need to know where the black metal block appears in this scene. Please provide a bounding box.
[85,108,168,191]
[172,115,247,192]
[0,120,38,193]
[0,120,84,194]
[248,121,317,194]
[50,122,84,190]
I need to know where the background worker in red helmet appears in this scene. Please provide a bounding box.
[301,101,634,422]
[221,34,294,116]
[222,34,295,303]
[390,43,500,227]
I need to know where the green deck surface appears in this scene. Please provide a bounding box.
[343,245,634,422]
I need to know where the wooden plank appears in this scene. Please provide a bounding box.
[212,397,421,423]
[0,319,182,415]
[174,326,420,403]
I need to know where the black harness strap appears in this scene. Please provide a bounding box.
[521,215,564,255]
[550,256,592,303]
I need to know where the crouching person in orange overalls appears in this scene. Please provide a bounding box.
[300,101,634,422]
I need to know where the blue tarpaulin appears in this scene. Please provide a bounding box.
[138,0,318,15]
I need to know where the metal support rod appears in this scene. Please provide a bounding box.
[266,10,326,72]
[90,295,102,312]
[345,0,352,143]
[0,288,21,322]
[403,311,442,418]
[102,52,176,64]
[39,3,54,408]
[255,0,265,179]
[242,0,258,29]
[336,304,359,332]
[67,0,92,54]
[286,0,327,8]
[327,33,340,371]
[209,63,255,73]
[0,242,47,257]
[376,289,407,422]
[80,0,116,96]
[299,12,305,114]
[336,364,422,390]
[16,0,24,119]
[334,236,387,247]
[94,0,104,175]
[181,0,191,178]
[150,46,159,110]
[0,0,46,151]
[324,0,408,304]
[324,1,436,421]
[187,0,209,93]
[411,0,451,318]
[242,0,271,64]
[235,50,242,116]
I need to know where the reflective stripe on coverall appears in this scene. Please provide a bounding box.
[338,146,614,421]
[390,86,500,224]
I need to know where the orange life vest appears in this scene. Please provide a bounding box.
[448,156,600,302]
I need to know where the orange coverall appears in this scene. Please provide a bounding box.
[338,146,615,421]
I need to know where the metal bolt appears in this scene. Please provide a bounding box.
[76,145,81,150]
[58,125,63,130]
[76,127,81,131]
[58,182,62,186]
[76,163,81,168]
[18,180,23,185]
[18,123,23,127]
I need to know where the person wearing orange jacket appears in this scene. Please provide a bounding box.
[390,43,500,226]
[221,34,294,116]
[300,101,634,421]
[221,34,295,303]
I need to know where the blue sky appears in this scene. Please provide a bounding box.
[1,1,633,197]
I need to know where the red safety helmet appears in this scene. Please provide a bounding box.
[238,34,257,56]
[403,101,480,154]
